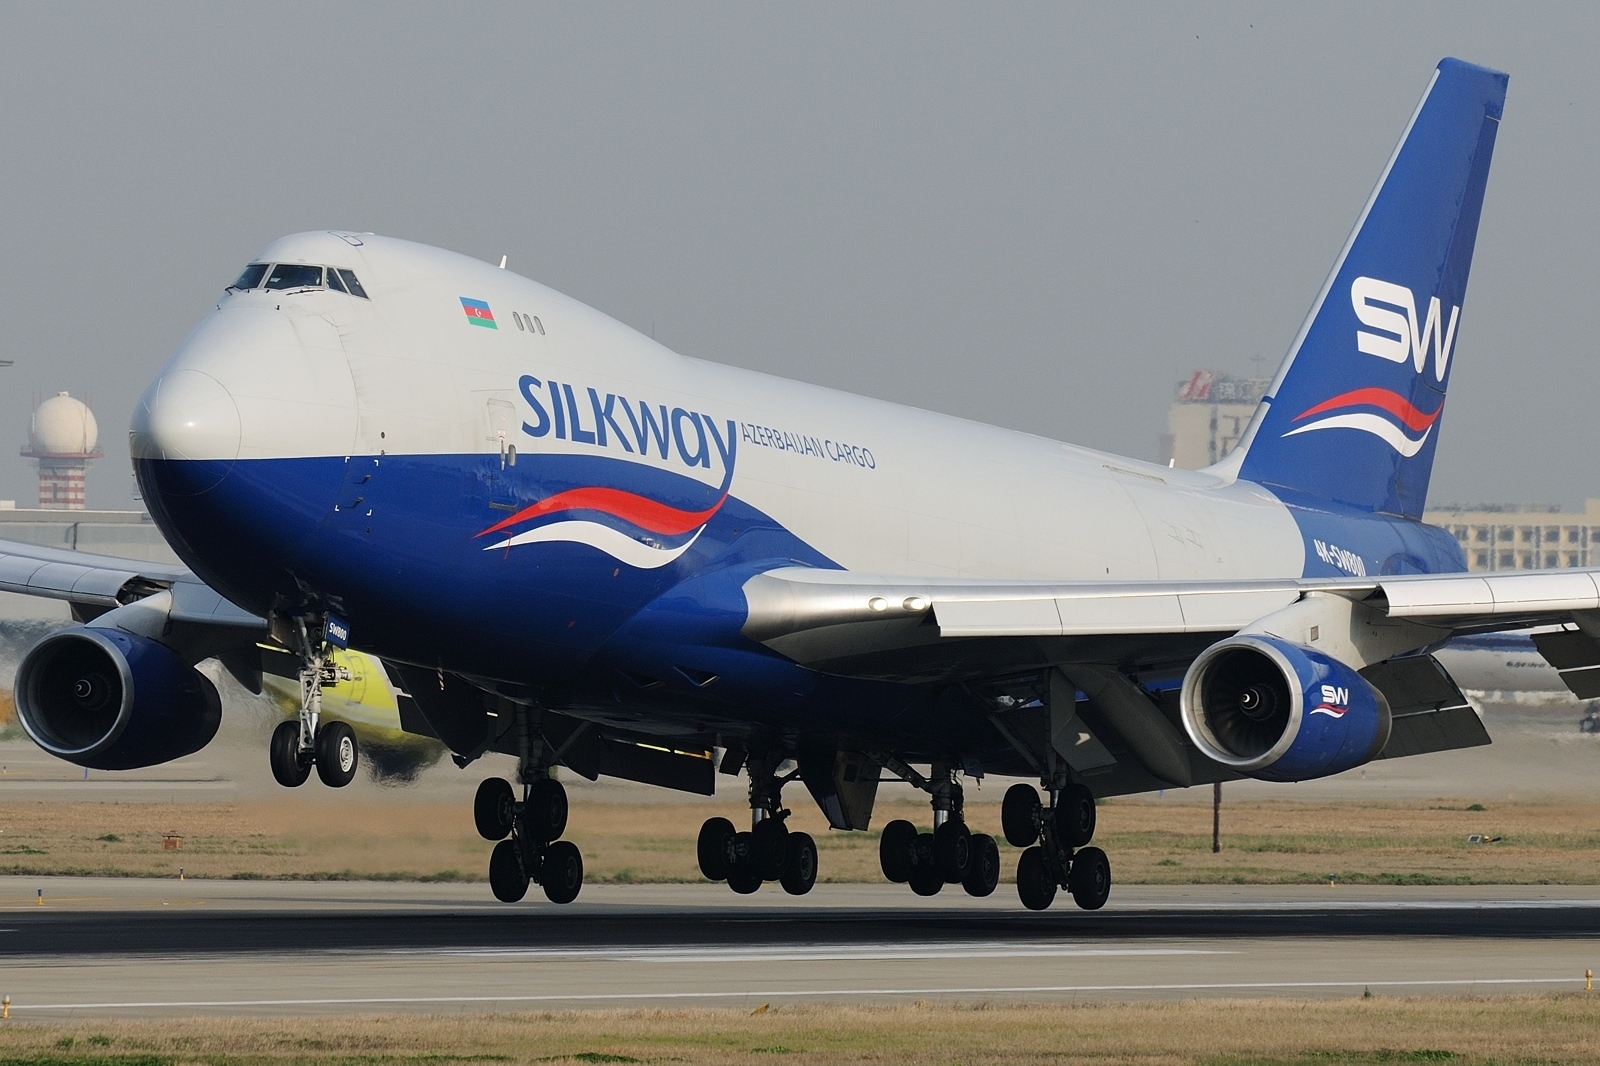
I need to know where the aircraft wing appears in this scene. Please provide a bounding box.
[0,537,262,629]
[742,565,1600,689]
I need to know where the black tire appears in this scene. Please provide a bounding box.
[963,833,1001,898]
[1067,845,1111,911]
[1001,783,1040,847]
[1055,783,1097,848]
[269,721,310,787]
[933,820,972,883]
[697,817,736,881]
[907,831,942,895]
[474,778,516,841]
[751,819,788,881]
[1016,846,1056,911]
[780,831,818,895]
[314,720,359,787]
[878,819,917,883]
[488,839,528,903]
[727,860,762,895]
[524,778,569,843]
[541,840,584,904]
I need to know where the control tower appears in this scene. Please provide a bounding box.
[22,392,102,510]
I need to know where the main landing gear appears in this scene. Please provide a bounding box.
[473,706,584,905]
[697,752,818,896]
[269,616,359,789]
[877,761,1001,899]
[1003,781,1110,911]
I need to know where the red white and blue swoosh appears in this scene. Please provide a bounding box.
[1308,702,1348,718]
[475,479,728,569]
[1282,387,1443,457]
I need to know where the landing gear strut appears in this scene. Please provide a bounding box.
[268,615,359,789]
[876,759,1000,899]
[697,751,817,895]
[1004,780,1110,911]
[474,704,584,905]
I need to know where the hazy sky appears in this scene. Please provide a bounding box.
[1,4,1596,511]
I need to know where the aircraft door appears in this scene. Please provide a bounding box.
[484,397,518,512]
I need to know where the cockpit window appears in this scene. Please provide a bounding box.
[325,267,348,294]
[264,264,324,290]
[336,269,369,299]
[229,263,268,291]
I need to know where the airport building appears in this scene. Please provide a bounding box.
[21,392,102,510]
[1159,370,1270,469]
[1420,500,1600,573]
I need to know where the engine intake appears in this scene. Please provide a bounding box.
[1180,635,1391,782]
[15,628,222,770]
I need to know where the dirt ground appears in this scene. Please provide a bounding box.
[0,791,1595,885]
[2,995,1598,1065]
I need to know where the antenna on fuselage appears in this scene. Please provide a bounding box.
[498,255,507,269]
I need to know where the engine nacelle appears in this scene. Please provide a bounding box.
[1179,635,1391,782]
[15,628,222,770]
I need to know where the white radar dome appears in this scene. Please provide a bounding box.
[29,392,99,456]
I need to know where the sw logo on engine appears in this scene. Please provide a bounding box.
[1310,684,1350,718]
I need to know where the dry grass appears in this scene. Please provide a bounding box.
[0,794,1598,885]
[0,995,1597,1064]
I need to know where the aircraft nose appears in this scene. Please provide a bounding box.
[130,369,242,494]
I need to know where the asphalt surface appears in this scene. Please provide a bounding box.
[0,879,1596,1016]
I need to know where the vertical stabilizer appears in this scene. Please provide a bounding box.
[1216,59,1507,520]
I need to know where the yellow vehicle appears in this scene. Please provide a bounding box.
[259,646,446,783]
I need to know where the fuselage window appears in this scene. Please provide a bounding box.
[532,315,544,335]
[264,264,324,290]
[513,312,526,331]
[229,263,268,291]
[336,269,369,299]
[326,268,348,294]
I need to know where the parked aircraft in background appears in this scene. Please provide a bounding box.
[11,58,1591,911]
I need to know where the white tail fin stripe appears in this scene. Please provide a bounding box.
[1282,414,1432,457]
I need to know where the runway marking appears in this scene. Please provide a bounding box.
[6,977,1583,1012]
[432,944,1229,963]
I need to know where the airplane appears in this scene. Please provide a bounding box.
[7,56,1593,911]
[256,645,447,783]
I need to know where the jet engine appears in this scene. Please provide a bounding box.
[14,627,222,770]
[1179,635,1391,782]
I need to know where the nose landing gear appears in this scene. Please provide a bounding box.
[268,615,358,789]
[1004,781,1111,911]
[697,752,817,895]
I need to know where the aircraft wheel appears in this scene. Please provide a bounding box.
[1067,846,1111,911]
[908,833,943,895]
[963,833,1001,897]
[780,831,818,895]
[697,817,736,881]
[727,858,762,895]
[541,840,584,905]
[269,721,311,788]
[524,778,568,843]
[933,820,972,883]
[1001,783,1040,847]
[314,721,359,788]
[474,778,516,841]
[1055,783,1097,848]
[751,818,788,881]
[878,819,917,883]
[488,839,528,903]
[1016,846,1056,911]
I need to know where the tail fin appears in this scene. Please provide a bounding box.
[1216,58,1507,520]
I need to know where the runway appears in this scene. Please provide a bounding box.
[1,878,1596,1017]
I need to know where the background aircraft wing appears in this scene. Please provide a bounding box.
[0,536,262,629]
